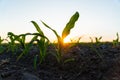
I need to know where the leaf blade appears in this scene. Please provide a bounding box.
[31,21,44,35]
[62,12,79,39]
[41,21,61,40]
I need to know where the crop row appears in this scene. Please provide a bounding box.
[0,12,119,69]
[0,12,80,69]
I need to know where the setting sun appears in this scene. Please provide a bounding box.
[63,37,71,43]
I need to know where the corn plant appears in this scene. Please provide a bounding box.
[95,36,102,46]
[70,37,81,43]
[7,32,30,53]
[89,37,93,43]
[7,31,49,64]
[30,21,50,64]
[89,37,104,61]
[17,33,49,62]
[16,33,35,60]
[66,37,82,50]
[0,36,4,44]
[7,32,19,53]
[0,36,5,54]
[17,35,36,61]
[113,32,119,47]
[41,12,79,63]
[16,33,27,49]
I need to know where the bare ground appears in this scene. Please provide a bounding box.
[0,42,120,80]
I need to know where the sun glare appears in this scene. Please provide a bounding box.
[63,37,70,43]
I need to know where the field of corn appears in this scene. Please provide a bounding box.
[0,12,120,80]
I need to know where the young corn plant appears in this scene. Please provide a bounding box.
[7,31,49,62]
[0,36,5,54]
[113,32,119,47]
[7,32,30,54]
[16,33,49,62]
[95,36,102,46]
[31,21,50,64]
[16,33,27,49]
[0,36,4,44]
[70,37,82,43]
[89,37,104,61]
[67,37,82,50]
[41,12,79,63]
[7,32,19,54]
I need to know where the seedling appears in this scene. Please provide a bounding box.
[67,37,82,49]
[7,32,33,54]
[0,36,5,54]
[70,37,82,43]
[31,21,50,63]
[17,33,49,61]
[0,36,4,44]
[41,12,79,63]
[95,36,102,46]
[113,32,119,47]
[95,36,102,43]
[89,37,104,61]
[16,33,36,61]
[7,32,19,53]
[89,37,94,43]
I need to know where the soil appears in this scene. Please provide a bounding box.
[0,42,120,80]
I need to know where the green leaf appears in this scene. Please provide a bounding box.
[33,33,49,42]
[0,36,4,44]
[41,21,61,42]
[62,12,79,39]
[17,42,32,61]
[0,46,5,54]
[116,32,119,42]
[33,55,38,70]
[31,21,44,35]
[99,36,102,40]
[41,21,60,38]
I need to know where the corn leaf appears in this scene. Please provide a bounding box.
[31,21,44,35]
[0,37,4,44]
[62,12,79,39]
[41,21,61,41]
[33,55,38,69]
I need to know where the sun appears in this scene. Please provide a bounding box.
[63,37,70,43]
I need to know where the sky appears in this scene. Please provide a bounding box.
[0,0,120,42]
